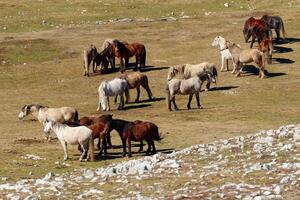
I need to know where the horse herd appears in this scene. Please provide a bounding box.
[18,14,287,161]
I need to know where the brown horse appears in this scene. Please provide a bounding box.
[118,71,153,103]
[243,17,272,47]
[105,119,161,157]
[78,115,113,156]
[258,38,273,64]
[113,40,146,73]
[83,45,102,76]
[99,43,116,71]
[261,15,285,41]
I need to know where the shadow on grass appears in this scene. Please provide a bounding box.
[237,65,286,78]
[273,58,295,64]
[123,103,151,110]
[207,86,239,91]
[128,97,165,104]
[274,46,293,53]
[275,37,300,45]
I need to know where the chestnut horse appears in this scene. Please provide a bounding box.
[113,40,146,73]
[78,115,113,157]
[258,38,273,64]
[243,17,272,47]
[261,15,285,41]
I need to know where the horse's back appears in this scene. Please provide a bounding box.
[64,126,92,144]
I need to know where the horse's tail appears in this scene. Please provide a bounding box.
[124,83,130,103]
[153,125,163,141]
[281,19,286,39]
[140,46,146,68]
[74,109,79,122]
[88,136,95,161]
[141,74,153,98]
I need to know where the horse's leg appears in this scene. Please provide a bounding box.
[206,81,211,91]
[102,135,107,156]
[78,144,83,153]
[221,56,224,72]
[138,141,143,153]
[275,28,280,42]
[114,95,118,105]
[151,140,156,155]
[121,138,127,157]
[120,57,125,73]
[226,59,229,71]
[61,141,68,161]
[187,94,193,110]
[107,131,112,149]
[145,140,151,155]
[135,86,141,103]
[250,36,255,48]
[127,138,132,157]
[172,96,179,111]
[112,57,116,69]
[134,55,138,71]
[79,143,87,161]
[92,60,96,73]
[196,92,203,109]
[118,94,124,110]
[97,136,101,150]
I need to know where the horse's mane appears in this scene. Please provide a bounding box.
[28,104,47,110]
[113,40,127,53]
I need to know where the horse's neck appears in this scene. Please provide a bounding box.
[37,108,48,122]
[51,123,65,138]
[218,39,227,49]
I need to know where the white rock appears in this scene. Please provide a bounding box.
[293,130,300,142]
[273,185,282,195]
[280,175,294,184]
[224,3,229,8]
[83,169,94,179]
[253,196,268,200]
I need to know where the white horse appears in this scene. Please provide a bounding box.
[18,104,78,123]
[166,71,216,111]
[97,78,130,111]
[167,62,218,91]
[211,36,234,72]
[43,120,95,161]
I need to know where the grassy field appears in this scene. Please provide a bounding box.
[0,0,300,184]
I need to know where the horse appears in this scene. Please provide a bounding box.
[113,40,146,73]
[248,24,273,48]
[258,38,273,64]
[97,78,130,111]
[243,17,272,45]
[83,45,102,76]
[78,115,113,156]
[166,70,216,111]
[225,41,266,79]
[212,36,234,72]
[104,119,159,157]
[99,43,116,71]
[117,71,153,103]
[43,120,94,161]
[167,62,218,91]
[261,15,285,41]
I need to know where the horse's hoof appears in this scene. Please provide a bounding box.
[198,106,203,109]
[187,106,191,110]
[204,89,209,92]
[128,154,132,157]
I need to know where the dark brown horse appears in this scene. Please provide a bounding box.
[259,38,273,64]
[99,43,116,71]
[83,45,104,76]
[261,15,285,41]
[243,17,272,47]
[113,40,146,73]
[105,119,161,157]
[104,119,146,157]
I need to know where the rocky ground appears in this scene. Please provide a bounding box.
[1,124,300,199]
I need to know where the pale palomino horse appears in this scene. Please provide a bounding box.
[225,41,266,79]
[117,71,153,103]
[167,62,218,91]
[44,120,95,161]
[18,104,79,140]
[212,36,234,72]
[97,78,130,111]
[166,71,216,111]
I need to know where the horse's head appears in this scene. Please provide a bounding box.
[18,104,31,120]
[243,27,252,42]
[167,67,178,81]
[211,36,220,46]
[43,119,54,138]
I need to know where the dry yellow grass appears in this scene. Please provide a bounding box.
[0,0,300,186]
